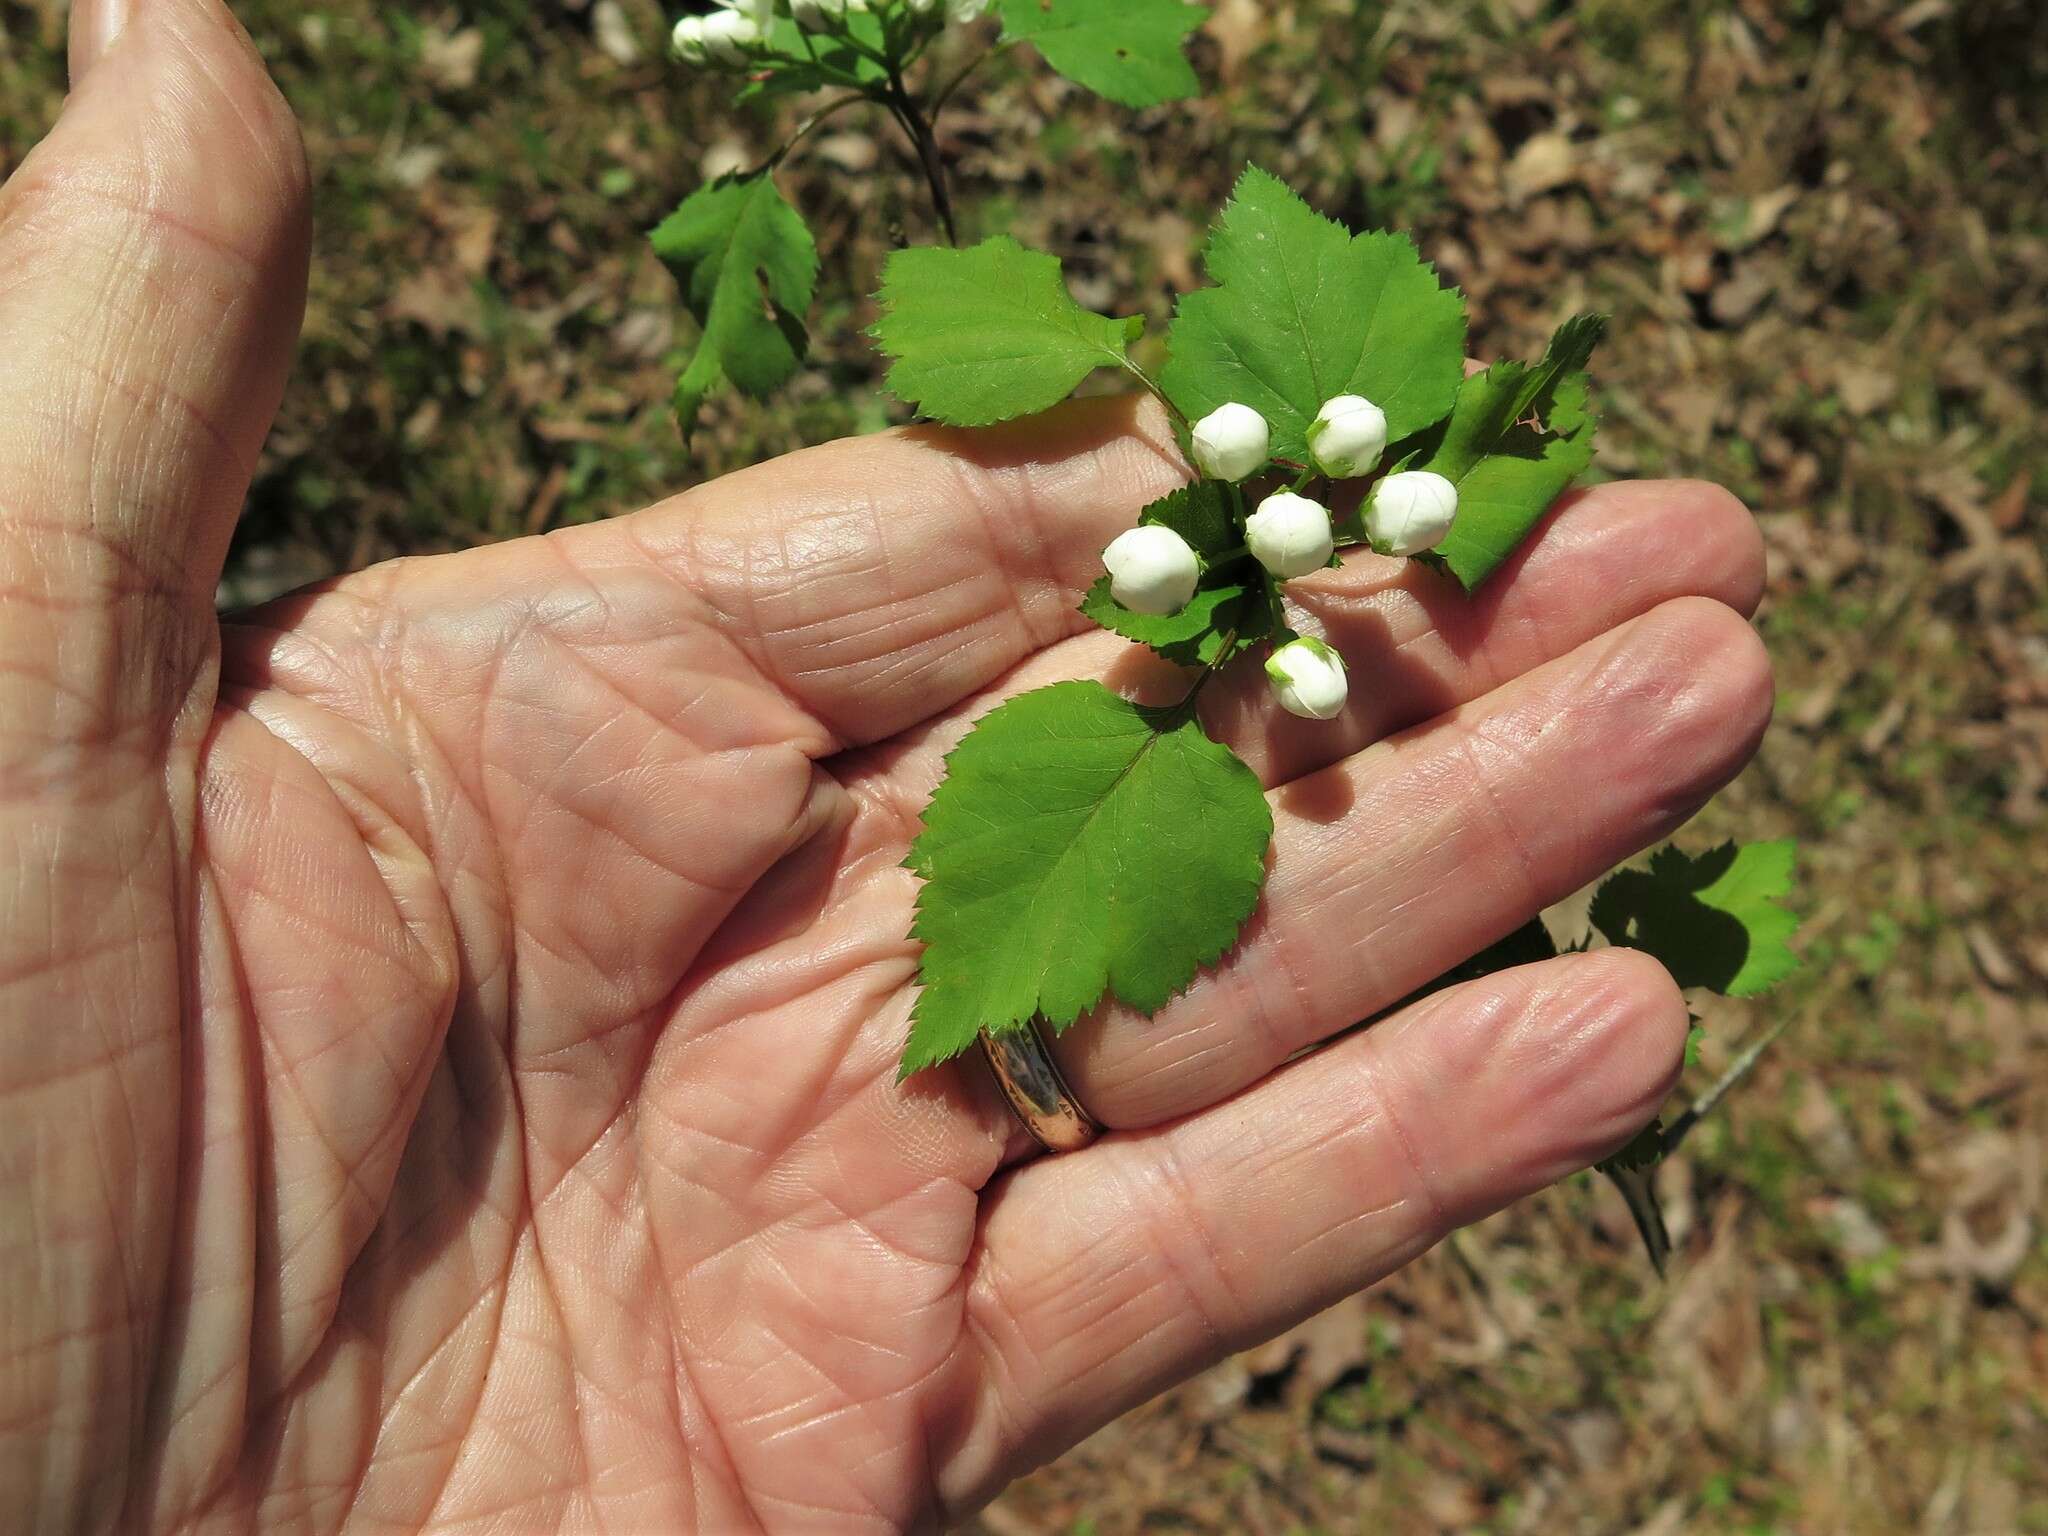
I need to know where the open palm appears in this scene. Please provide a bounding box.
[1,5,1773,1533]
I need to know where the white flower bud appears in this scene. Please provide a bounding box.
[1102,525,1201,616]
[792,0,868,27]
[695,7,765,65]
[1266,637,1348,721]
[1306,394,1388,479]
[1365,470,1460,555]
[670,16,709,63]
[1190,402,1271,483]
[948,0,991,21]
[1245,491,1335,580]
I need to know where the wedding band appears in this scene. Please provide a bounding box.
[978,1020,1101,1154]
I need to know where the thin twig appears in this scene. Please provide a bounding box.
[1662,1016,1793,1153]
[1120,359,1188,431]
[757,93,871,175]
[883,71,958,245]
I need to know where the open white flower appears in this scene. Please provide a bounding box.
[1102,525,1201,616]
[1306,394,1388,478]
[1245,491,1334,579]
[1189,402,1270,483]
[1266,637,1348,721]
[1365,470,1460,555]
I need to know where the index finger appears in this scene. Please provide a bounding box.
[564,394,1188,750]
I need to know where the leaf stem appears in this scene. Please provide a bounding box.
[1661,1016,1792,1154]
[759,93,871,175]
[1225,480,1249,528]
[1173,625,1242,716]
[1121,359,1188,432]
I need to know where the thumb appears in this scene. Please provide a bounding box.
[0,7,307,1525]
[0,0,308,757]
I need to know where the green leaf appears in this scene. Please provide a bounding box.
[902,680,1273,1074]
[1589,841,1802,998]
[651,174,819,439]
[1080,579,1264,667]
[872,238,1144,427]
[997,0,1208,108]
[1408,313,1606,588]
[1600,1120,1668,1174]
[1160,165,1468,464]
[1127,479,1237,558]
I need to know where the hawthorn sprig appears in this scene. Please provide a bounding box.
[653,0,1210,436]
[872,167,1613,1073]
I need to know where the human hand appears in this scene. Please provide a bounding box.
[0,4,1772,1531]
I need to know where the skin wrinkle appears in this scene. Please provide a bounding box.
[1223,895,1323,1091]
[506,1159,597,1531]
[137,861,260,1534]
[1449,719,1549,913]
[368,1226,518,1534]
[1120,1135,1237,1360]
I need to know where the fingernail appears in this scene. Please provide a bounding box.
[68,0,133,87]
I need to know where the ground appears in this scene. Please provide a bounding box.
[2,0,2044,1530]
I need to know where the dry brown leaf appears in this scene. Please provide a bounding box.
[1503,130,1577,203]
[420,26,484,92]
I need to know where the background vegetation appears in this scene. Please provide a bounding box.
[4,0,2045,1529]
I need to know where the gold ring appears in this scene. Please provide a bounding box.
[978,1020,1101,1154]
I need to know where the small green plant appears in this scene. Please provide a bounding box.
[657,0,1208,435]
[653,0,1803,1264]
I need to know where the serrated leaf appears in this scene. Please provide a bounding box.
[1590,840,1801,998]
[1408,314,1606,588]
[997,0,1208,108]
[1600,1119,1668,1173]
[1159,166,1468,464]
[872,238,1143,426]
[902,680,1273,1074]
[1131,480,1237,558]
[1080,578,1262,667]
[651,174,819,439]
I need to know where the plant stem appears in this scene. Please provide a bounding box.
[866,40,958,247]
[759,94,871,175]
[1661,1017,1792,1154]
[903,104,959,245]
[1172,625,1242,718]
[1121,360,1189,432]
